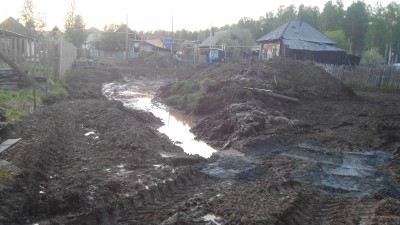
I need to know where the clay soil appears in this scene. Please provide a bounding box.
[0,54,399,225]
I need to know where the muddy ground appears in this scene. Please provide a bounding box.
[0,53,400,225]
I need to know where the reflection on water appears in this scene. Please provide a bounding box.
[104,83,216,158]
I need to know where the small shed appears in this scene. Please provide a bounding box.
[257,20,350,65]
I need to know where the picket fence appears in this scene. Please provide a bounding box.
[321,64,400,89]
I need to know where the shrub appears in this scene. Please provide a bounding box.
[360,49,385,67]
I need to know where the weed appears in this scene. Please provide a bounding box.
[0,89,42,121]
[165,78,215,113]
[0,167,14,190]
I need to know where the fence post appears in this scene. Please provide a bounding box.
[32,67,36,111]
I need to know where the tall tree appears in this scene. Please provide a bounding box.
[298,5,320,28]
[319,0,345,32]
[238,17,264,39]
[384,2,400,62]
[325,30,350,50]
[221,27,256,56]
[20,0,46,34]
[64,1,87,52]
[366,2,388,54]
[344,1,369,55]
[274,5,298,26]
[99,24,125,51]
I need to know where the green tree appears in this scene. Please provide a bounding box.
[221,27,256,56]
[259,12,278,37]
[99,24,125,51]
[238,17,264,39]
[344,1,369,55]
[325,30,350,51]
[20,0,46,34]
[319,0,345,32]
[360,48,385,67]
[274,5,298,26]
[64,1,87,52]
[384,2,400,62]
[365,2,388,54]
[298,5,320,28]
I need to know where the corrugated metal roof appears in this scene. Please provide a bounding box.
[283,39,344,52]
[257,20,336,45]
[199,30,228,48]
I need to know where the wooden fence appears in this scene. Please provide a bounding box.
[0,31,77,86]
[55,38,77,79]
[321,64,400,89]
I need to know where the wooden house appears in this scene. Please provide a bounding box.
[257,20,359,65]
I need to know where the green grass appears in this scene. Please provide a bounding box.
[164,78,216,113]
[48,75,68,97]
[0,167,14,190]
[0,89,43,121]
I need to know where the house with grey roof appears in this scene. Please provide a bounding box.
[257,20,359,65]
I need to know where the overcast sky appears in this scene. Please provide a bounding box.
[1,0,396,31]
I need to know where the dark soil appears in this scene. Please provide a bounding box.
[1,54,399,225]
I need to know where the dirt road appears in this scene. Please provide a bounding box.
[0,55,399,225]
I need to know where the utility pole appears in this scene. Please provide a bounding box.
[397,39,400,63]
[125,15,129,60]
[171,15,174,54]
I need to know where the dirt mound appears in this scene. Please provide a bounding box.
[199,58,354,100]
[0,98,203,224]
[158,58,353,148]
[65,68,123,99]
[193,100,298,148]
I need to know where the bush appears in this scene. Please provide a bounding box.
[360,49,385,67]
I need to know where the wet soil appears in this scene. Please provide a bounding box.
[0,55,399,224]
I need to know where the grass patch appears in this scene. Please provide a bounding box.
[0,167,14,190]
[47,75,67,97]
[164,78,216,112]
[0,89,43,121]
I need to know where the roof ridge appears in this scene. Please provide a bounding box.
[280,21,292,40]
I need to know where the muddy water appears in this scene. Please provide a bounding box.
[103,82,217,158]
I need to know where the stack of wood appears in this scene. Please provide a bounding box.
[0,68,22,89]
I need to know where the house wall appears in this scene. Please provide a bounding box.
[0,37,35,63]
[285,48,345,65]
[260,42,280,60]
[140,43,157,52]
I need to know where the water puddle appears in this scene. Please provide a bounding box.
[103,82,216,158]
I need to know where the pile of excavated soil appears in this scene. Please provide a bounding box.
[158,58,400,154]
[0,68,205,224]
[174,58,354,148]
[198,58,354,100]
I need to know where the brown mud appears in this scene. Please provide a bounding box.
[0,54,399,224]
